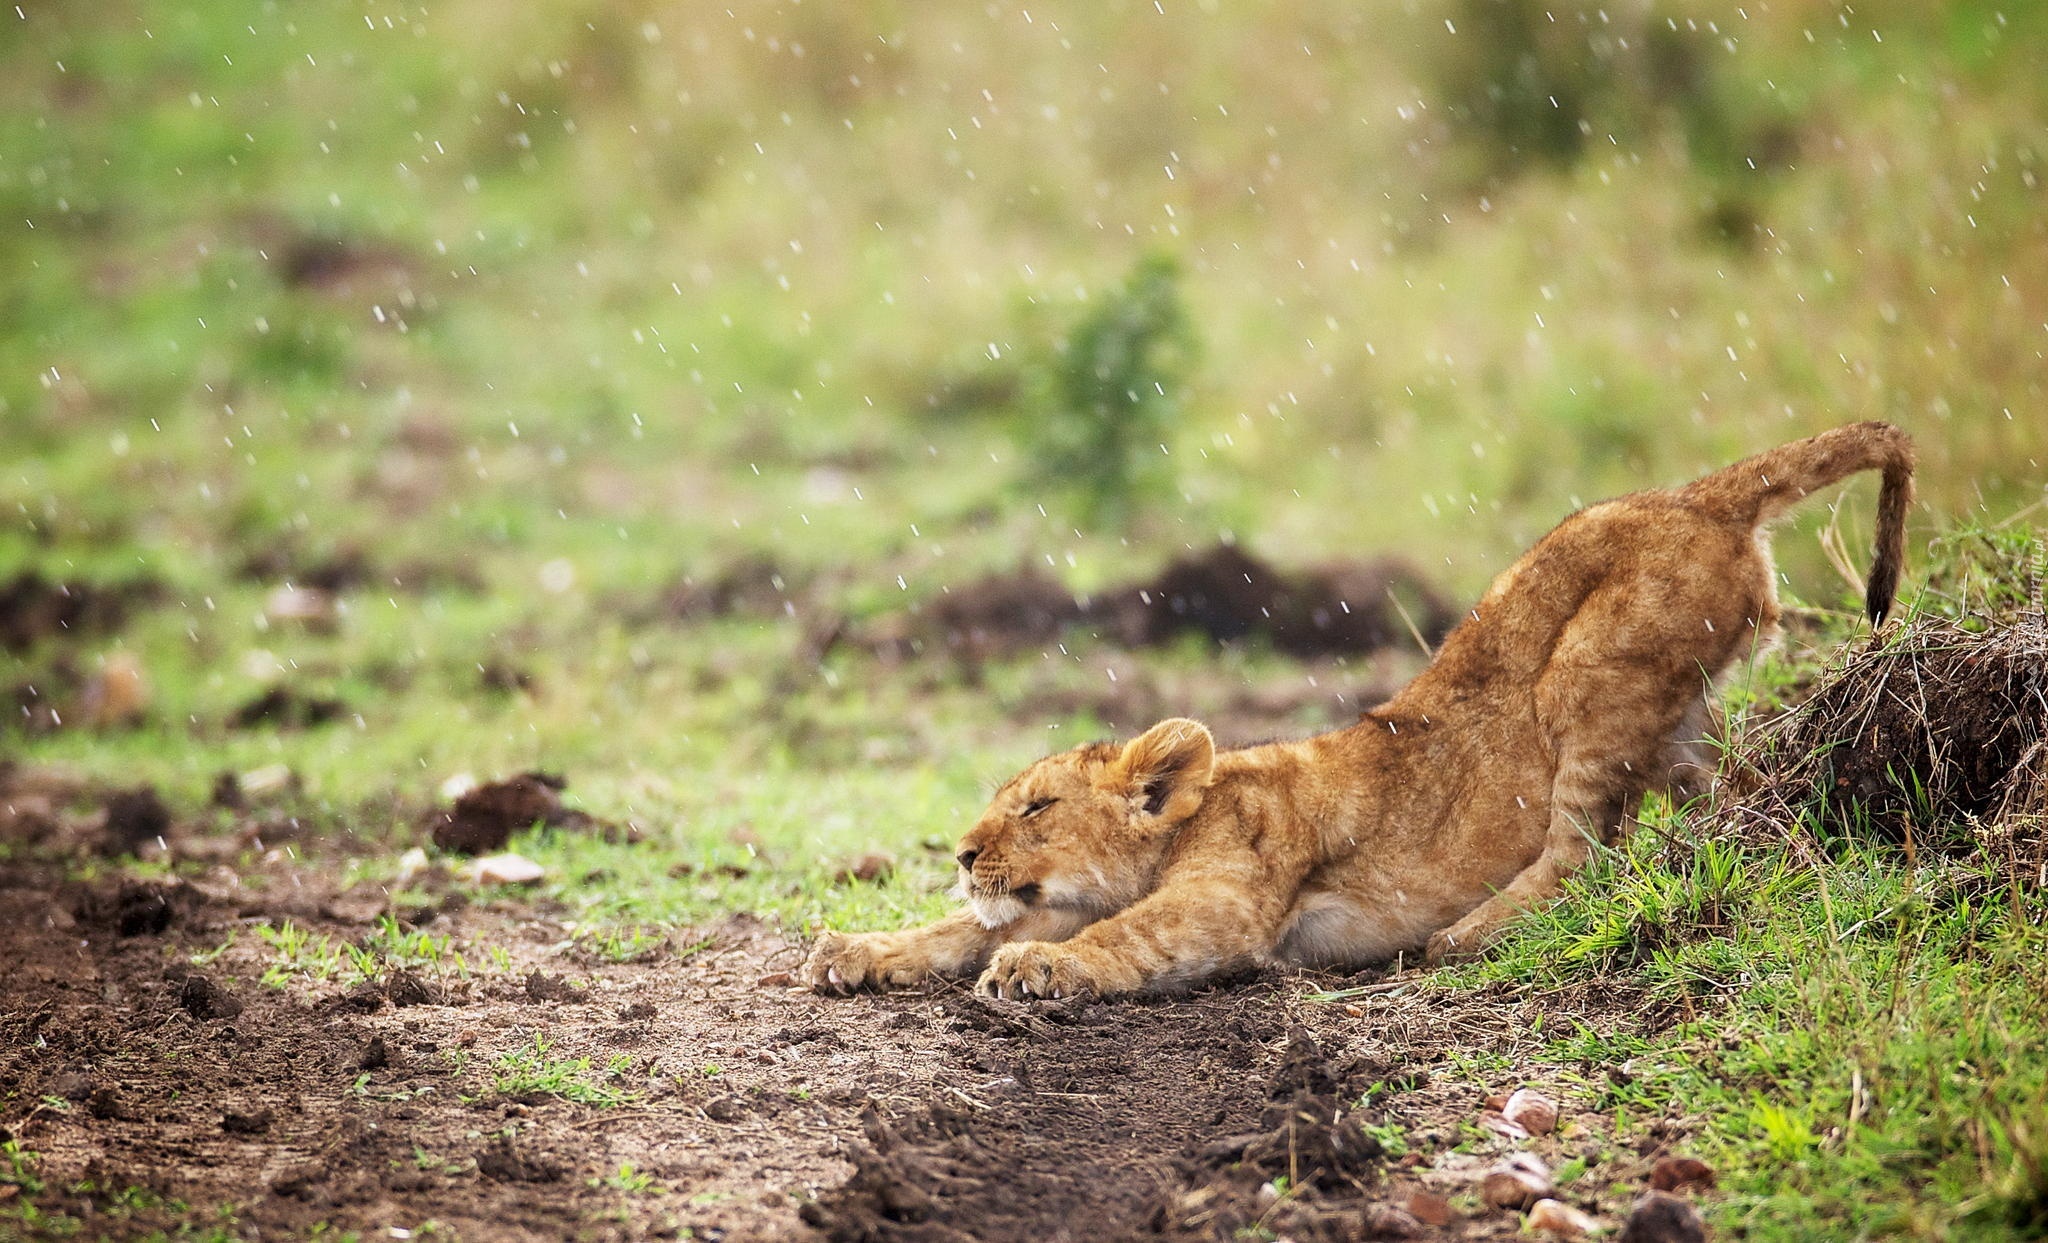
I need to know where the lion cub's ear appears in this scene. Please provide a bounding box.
[1108,718,1216,824]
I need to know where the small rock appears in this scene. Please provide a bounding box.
[1527,1198,1599,1237]
[221,1107,273,1134]
[1479,1110,1531,1141]
[1360,1203,1423,1238]
[1402,1190,1454,1226]
[264,585,337,628]
[1649,1156,1717,1193]
[270,1166,322,1198]
[179,974,244,1020]
[467,852,546,886]
[81,651,150,728]
[240,763,298,798]
[833,853,895,884]
[1504,1088,1560,1135]
[703,1095,746,1122]
[1619,1191,1708,1243]
[1482,1152,1554,1211]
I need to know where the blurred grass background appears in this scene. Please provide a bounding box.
[2,0,2044,820]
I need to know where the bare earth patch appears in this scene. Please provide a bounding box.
[0,831,1704,1241]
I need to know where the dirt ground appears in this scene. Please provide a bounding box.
[0,780,1704,1242]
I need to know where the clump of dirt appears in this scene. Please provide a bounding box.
[427,772,630,854]
[0,571,159,652]
[101,785,173,856]
[238,544,374,593]
[245,213,420,298]
[650,555,816,622]
[1721,613,2048,852]
[178,974,246,1021]
[69,878,202,937]
[230,685,350,730]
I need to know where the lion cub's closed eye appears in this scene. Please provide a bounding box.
[800,422,1915,1000]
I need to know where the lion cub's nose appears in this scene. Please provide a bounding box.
[956,848,980,871]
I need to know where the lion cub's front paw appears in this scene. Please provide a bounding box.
[978,942,1112,1001]
[801,931,933,995]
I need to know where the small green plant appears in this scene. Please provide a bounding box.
[2,1140,44,1195]
[1359,1121,1410,1158]
[580,925,668,963]
[188,932,238,967]
[258,920,350,987]
[1026,251,1196,526]
[493,1034,635,1107]
[592,1163,658,1194]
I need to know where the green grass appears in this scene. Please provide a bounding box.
[1438,817,2048,1239]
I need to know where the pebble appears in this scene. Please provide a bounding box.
[1504,1087,1560,1135]
[1527,1198,1599,1237]
[1482,1152,1554,1211]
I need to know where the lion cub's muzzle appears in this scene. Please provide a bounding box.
[959,859,1044,928]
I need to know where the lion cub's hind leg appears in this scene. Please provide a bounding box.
[1425,590,1738,963]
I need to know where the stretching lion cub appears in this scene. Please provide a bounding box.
[804,422,1913,999]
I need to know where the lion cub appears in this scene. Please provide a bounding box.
[804,422,1913,999]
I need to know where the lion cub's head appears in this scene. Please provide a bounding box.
[954,718,1216,929]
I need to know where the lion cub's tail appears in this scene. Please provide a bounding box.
[1686,420,1915,624]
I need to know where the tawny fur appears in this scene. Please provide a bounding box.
[802,422,1915,1000]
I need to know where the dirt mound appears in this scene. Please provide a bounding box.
[231,685,350,730]
[799,991,1284,1243]
[652,555,816,622]
[866,566,1083,664]
[1097,545,1453,658]
[0,571,158,652]
[1722,613,2048,850]
[238,544,374,593]
[864,545,1454,667]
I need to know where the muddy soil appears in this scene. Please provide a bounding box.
[0,774,1700,1242]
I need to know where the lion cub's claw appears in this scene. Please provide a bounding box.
[978,942,1099,1002]
[1423,924,1487,967]
[801,930,928,995]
